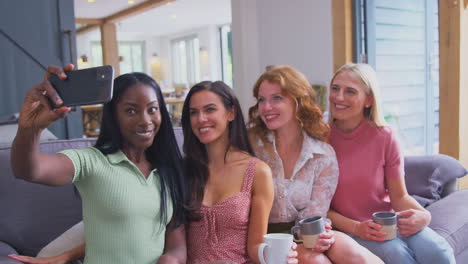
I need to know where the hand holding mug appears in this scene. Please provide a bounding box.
[313,222,335,252]
[258,233,296,264]
[287,243,299,264]
[354,220,387,242]
[397,209,431,237]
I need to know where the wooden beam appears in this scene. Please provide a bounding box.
[465,0,468,9]
[439,0,468,189]
[75,18,104,25]
[100,23,120,76]
[76,24,99,34]
[332,0,354,72]
[105,0,170,23]
[76,0,173,35]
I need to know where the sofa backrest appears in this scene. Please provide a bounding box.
[0,138,96,256]
[174,126,184,152]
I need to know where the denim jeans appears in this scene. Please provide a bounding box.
[347,227,455,264]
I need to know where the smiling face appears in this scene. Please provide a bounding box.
[329,71,372,129]
[115,83,161,152]
[189,90,234,145]
[257,80,299,131]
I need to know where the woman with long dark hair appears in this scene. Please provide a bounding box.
[182,81,276,263]
[10,65,188,264]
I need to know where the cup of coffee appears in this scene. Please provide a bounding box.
[291,216,326,248]
[258,233,293,264]
[372,211,398,240]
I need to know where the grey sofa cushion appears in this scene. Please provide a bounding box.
[0,241,21,264]
[0,242,18,262]
[0,124,57,146]
[0,138,95,257]
[404,155,467,207]
[427,189,468,260]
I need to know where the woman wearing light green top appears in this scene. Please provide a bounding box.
[10,65,188,264]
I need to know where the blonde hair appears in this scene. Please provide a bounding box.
[329,63,387,127]
[248,65,329,142]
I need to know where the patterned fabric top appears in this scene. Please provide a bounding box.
[252,131,338,223]
[186,158,258,264]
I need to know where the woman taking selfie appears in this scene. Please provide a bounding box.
[327,63,455,264]
[10,65,187,264]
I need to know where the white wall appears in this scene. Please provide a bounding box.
[231,0,333,115]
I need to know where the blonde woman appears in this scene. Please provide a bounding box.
[327,63,455,263]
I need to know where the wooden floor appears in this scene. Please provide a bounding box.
[459,176,468,189]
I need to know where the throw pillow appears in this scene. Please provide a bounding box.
[404,155,467,207]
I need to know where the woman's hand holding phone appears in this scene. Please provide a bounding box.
[18,64,73,132]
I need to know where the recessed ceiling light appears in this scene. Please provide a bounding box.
[87,0,95,3]
[170,14,177,19]
[128,0,135,4]
[166,1,172,5]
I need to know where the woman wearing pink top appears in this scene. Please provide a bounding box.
[182,81,283,264]
[248,65,382,264]
[328,63,455,263]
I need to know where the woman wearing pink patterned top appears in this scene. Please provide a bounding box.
[181,81,283,264]
[248,65,382,264]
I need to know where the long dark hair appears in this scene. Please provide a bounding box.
[95,72,187,228]
[181,81,253,218]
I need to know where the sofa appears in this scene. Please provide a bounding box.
[1,127,467,263]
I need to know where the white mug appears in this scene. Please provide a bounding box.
[258,233,293,264]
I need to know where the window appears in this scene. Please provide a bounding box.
[219,24,233,88]
[171,36,200,87]
[90,41,145,74]
[119,42,145,74]
[355,0,439,155]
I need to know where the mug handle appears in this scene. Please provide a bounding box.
[258,242,268,264]
[291,225,303,243]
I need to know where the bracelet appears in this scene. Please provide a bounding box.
[352,222,358,234]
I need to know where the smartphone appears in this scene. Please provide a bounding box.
[48,65,114,108]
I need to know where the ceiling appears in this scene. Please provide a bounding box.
[73,0,231,36]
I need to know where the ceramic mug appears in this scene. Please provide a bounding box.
[372,211,398,240]
[291,216,326,248]
[258,233,293,264]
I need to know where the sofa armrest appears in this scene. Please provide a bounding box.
[441,178,458,198]
[0,241,20,264]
